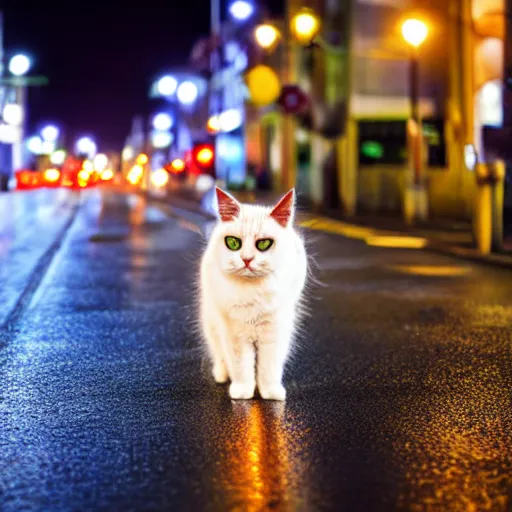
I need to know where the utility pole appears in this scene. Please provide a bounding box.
[336,0,357,216]
[281,0,298,193]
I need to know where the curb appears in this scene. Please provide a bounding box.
[426,241,512,271]
[145,189,512,270]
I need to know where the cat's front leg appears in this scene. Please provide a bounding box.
[226,337,256,400]
[257,315,294,401]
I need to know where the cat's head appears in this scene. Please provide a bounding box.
[210,187,296,279]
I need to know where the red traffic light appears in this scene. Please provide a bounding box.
[192,143,214,168]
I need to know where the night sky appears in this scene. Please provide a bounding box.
[3,1,283,152]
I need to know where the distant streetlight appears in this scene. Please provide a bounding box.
[150,168,170,188]
[93,153,109,172]
[8,54,31,76]
[122,146,134,161]
[136,153,148,165]
[401,18,429,48]
[2,104,23,126]
[254,24,280,51]
[290,8,322,45]
[157,75,178,96]
[50,149,67,165]
[229,0,254,21]
[151,132,173,148]
[41,124,60,142]
[27,135,43,154]
[41,141,55,155]
[177,81,199,105]
[152,112,173,131]
[76,136,96,157]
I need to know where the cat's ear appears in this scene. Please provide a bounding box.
[270,189,295,227]
[216,187,240,222]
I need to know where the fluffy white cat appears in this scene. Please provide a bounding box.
[199,187,308,401]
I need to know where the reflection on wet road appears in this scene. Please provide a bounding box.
[0,190,511,511]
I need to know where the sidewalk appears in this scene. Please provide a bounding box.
[160,187,512,270]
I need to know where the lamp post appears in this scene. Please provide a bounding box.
[401,18,429,223]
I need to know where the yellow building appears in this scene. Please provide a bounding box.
[247,0,505,221]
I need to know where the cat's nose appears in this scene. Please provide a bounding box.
[242,257,254,268]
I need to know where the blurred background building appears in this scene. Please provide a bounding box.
[186,0,508,224]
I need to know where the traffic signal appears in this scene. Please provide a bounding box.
[191,143,215,177]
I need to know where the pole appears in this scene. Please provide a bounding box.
[0,11,4,76]
[409,49,421,186]
[211,0,220,35]
[12,84,26,172]
[281,0,298,193]
[210,0,222,185]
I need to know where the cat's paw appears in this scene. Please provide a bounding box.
[229,381,255,400]
[213,361,229,384]
[258,383,286,401]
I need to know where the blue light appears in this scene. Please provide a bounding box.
[153,113,173,131]
[229,0,254,21]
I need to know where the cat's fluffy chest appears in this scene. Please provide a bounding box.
[221,277,279,322]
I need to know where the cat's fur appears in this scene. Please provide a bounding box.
[199,187,308,400]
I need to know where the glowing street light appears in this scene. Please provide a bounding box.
[229,0,254,21]
[136,153,148,165]
[2,104,23,126]
[122,146,134,161]
[101,169,114,181]
[151,132,173,148]
[401,18,429,48]
[153,112,173,131]
[254,24,280,51]
[8,54,31,76]
[41,124,60,142]
[177,81,199,105]
[290,8,321,45]
[41,141,55,155]
[27,136,43,154]
[93,153,109,172]
[50,149,67,165]
[170,158,185,173]
[150,168,170,188]
[207,115,221,134]
[157,75,178,96]
[44,168,61,183]
[76,136,96,157]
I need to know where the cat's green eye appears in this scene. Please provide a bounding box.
[256,238,274,252]
[225,236,242,251]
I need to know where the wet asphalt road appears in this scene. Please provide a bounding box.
[1,189,511,512]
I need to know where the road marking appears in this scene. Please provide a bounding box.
[387,265,472,277]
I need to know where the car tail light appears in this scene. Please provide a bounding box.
[16,170,42,190]
[43,168,61,187]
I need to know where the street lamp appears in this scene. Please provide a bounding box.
[8,54,31,76]
[50,149,67,165]
[228,0,254,21]
[290,8,322,46]
[152,113,173,131]
[76,136,96,158]
[401,18,429,187]
[401,19,428,49]
[157,75,178,96]
[177,80,199,105]
[41,124,60,142]
[27,136,43,155]
[2,104,23,126]
[254,24,280,51]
